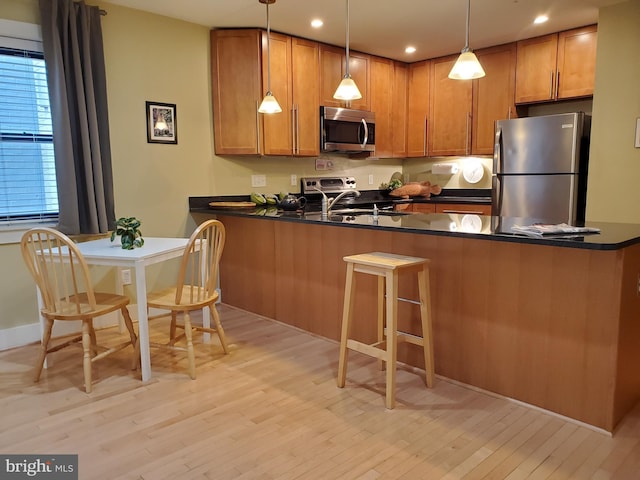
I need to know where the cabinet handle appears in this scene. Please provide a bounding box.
[291,106,296,155]
[295,105,300,155]
[423,115,428,156]
[549,71,554,100]
[508,107,512,120]
[255,101,261,155]
[555,71,560,100]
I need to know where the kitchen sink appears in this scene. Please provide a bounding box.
[328,208,410,216]
[303,208,411,223]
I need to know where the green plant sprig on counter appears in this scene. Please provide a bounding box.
[110,216,144,250]
[379,178,403,191]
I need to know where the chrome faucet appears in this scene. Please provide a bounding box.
[313,187,361,217]
[313,187,331,217]
[327,190,361,214]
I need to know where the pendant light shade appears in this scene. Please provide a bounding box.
[258,92,282,114]
[258,0,282,114]
[333,0,362,101]
[449,0,485,80]
[334,76,361,101]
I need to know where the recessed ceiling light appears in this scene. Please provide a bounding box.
[534,15,549,24]
[311,19,323,28]
[405,46,416,54]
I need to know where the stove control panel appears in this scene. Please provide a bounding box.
[301,176,357,195]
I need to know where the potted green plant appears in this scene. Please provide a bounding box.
[110,216,144,250]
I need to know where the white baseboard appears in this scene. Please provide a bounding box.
[0,307,142,351]
[0,292,221,352]
[0,322,42,351]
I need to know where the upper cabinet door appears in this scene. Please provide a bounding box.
[369,56,394,158]
[347,52,370,111]
[291,37,320,156]
[319,45,344,109]
[429,55,472,156]
[472,43,517,155]
[515,25,596,104]
[556,25,597,100]
[406,60,430,157]
[211,30,262,155]
[515,33,558,104]
[391,61,408,158]
[319,44,370,111]
[261,31,293,156]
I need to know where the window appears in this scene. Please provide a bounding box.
[0,46,57,223]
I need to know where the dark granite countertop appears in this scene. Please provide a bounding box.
[407,188,492,205]
[189,195,640,251]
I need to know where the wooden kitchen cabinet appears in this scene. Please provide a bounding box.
[260,31,292,156]
[515,25,597,104]
[472,43,517,155]
[391,61,408,158]
[369,57,393,158]
[290,37,320,156]
[319,44,370,111]
[211,29,319,157]
[556,25,598,99]
[435,203,492,215]
[370,57,408,158]
[406,60,430,157]
[429,55,473,156]
[211,29,263,155]
[262,35,320,156]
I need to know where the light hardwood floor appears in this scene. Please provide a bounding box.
[1,304,639,479]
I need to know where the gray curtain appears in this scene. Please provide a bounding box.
[39,0,115,235]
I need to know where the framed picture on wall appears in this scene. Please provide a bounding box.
[146,101,177,144]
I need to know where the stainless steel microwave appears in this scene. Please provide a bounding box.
[320,106,375,153]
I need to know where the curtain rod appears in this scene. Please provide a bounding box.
[99,9,107,16]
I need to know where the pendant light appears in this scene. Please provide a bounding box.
[448,0,485,80]
[258,0,282,114]
[333,0,362,100]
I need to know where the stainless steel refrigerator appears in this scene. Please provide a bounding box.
[492,112,591,224]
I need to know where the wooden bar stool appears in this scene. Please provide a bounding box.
[337,252,435,409]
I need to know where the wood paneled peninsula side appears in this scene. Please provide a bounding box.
[190,199,640,433]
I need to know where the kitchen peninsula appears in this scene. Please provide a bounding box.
[191,198,640,433]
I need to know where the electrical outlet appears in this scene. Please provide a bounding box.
[121,269,132,285]
[368,174,374,185]
[251,174,266,187]
[290,174,297,186]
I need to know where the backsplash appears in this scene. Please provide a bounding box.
[403,156,493,190]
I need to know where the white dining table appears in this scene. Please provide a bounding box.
[52,236,190,382]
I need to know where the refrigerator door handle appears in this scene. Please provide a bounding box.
[492,174,502,217]
[494,127,503,174]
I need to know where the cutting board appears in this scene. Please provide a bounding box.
[209,201,256,208]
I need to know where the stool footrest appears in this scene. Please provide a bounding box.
[346,339,387,361]
[398,332,425,348]
[384,327,425,347]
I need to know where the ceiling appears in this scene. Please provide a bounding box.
[104,0,623,61]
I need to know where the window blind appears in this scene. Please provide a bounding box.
[0,46,58,223]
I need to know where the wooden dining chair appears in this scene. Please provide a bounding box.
[20,227,138,393]
[146,219,229,379]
